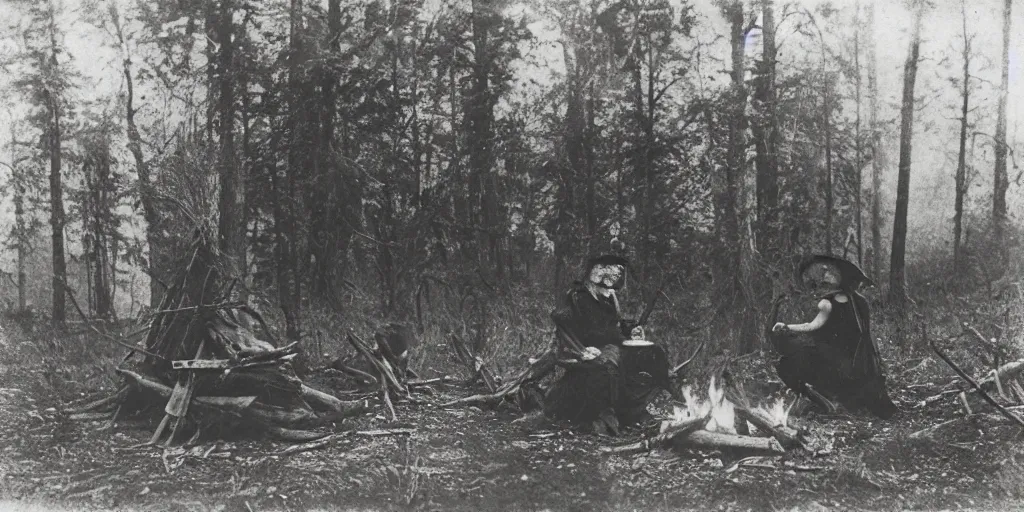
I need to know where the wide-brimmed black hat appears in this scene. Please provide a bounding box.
[583,254,630,289]
[798,254,874,289]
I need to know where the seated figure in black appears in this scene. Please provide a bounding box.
[543,255,673,435]
[770,255,898,419]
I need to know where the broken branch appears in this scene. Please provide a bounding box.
[930,338,1024,430]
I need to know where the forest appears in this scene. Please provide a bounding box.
[0,0,1023,510]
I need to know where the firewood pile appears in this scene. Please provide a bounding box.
[69,233,365,444]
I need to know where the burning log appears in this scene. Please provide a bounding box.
[733,405,805,450]
[675,430,785,454]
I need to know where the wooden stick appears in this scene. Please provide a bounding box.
[676,430,785,453]
[381,378,397,422]
[910,413,1014,440]
[59,279,166,360]
[672,339,707,376]
[601,415,710,455]
[275,432,352,456]
[980,360,1024,391]
[67,386,131,414]
[964,323,1004,357]
[996,366,1008,401]
[441,346,557,408]
[958,391,973,416]
[909,417,966,440]
[332,363,379,386]
[356,428,416,437]
[449,334,498,392]
[1011,379,1024,404]
[931,338,1024,430]
[348,331,407,397]
[407,376,452,387]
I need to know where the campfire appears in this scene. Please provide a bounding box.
[603,377,807,456]
[668,377,794,435]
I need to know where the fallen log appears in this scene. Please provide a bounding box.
[117,369,257,412]
[117,369,339,430]
[601,415,710,455]
[674,430,785,454]
[300,384,366,416]
[733,406,804,450]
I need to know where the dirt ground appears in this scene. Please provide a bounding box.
[2,349,1024,512]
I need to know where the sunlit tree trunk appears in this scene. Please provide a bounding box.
[889,4,923,309]
[953,0,972,276]
[868,1,883,281]
[43,2,66,324]
[110,4,162,309]
[993,0,1012,261]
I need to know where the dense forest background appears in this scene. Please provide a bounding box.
[0,0,1021,364]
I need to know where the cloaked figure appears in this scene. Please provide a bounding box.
[543,255,674,435]
[770,255,899,419]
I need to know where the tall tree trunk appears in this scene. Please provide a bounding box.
[564,43,587,258]
[823,75,834,255]
[111,4,161,309]
[469,0,497,273]
[9,127,26,312]
[953,0,971,276]
[216,0,244,288]
[47,97,66,325]
[754,0,779,256]
[993,0,1012,261]
[717,0,754,353]
[888,4,923,308]
[280,0,307,341]
[44,12,66,325]
[853,2,863,265]
[309,0,342,301]
[205,1,218,144]
[868,1,883,281]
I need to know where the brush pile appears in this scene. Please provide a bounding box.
[70,232,364,444]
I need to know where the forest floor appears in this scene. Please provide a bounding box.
[2,323,1024,511]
